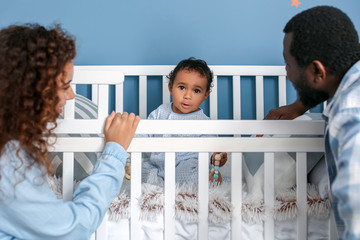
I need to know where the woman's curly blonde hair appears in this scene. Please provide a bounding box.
[0,24,76,179]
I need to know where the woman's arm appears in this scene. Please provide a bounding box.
[0,112,140,240]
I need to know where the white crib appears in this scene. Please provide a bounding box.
[51,65,337,240]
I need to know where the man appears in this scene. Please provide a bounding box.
[271,6,360,239]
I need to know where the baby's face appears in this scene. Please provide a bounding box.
[168,70,209,114]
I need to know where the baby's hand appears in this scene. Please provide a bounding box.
[104,111,140,150]
[211,152,227,167]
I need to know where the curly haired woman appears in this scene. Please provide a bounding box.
[0,24,140,239]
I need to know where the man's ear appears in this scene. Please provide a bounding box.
[309,60,327,86]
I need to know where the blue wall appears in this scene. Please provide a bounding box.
[1,0,359,118]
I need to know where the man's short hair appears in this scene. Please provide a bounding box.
[284,6,360,77]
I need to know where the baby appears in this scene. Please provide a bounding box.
[140,57,227,185]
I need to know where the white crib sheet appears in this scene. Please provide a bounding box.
[107,214,330,240]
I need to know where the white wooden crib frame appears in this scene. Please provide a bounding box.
[51,65,337,240]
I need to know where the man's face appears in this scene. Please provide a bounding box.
[283,33,329,109]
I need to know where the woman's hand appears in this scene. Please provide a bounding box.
[104,111,140,150]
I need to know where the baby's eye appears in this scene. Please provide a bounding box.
[179,86,185,90]
[194,89,201,94]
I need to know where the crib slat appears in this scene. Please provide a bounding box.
[139,76,147,118]
[92,85,98,105]
[296,152,307,240]
[231,152,243,239]
[210,76,218,120]
[256,76,264,120]
[264,153,275,240]
[233,76,241,120]
[115,84,124,113]
[97,85,109,120]
[162,75,170,104]
[278,76,287,107]
[130,152,142,240]
[164,152,176,240]
[62,152,74,201]
[198,152,209,240]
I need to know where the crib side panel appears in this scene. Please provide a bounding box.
[53,65,336,240]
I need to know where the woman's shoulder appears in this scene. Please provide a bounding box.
[2,140,20,157]
[0,140,33,170]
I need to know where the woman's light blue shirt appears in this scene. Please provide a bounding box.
[0,141,127,240]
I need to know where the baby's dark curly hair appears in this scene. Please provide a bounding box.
[284,6,360,78]
[0,24,76,178]
[168,57,213,92]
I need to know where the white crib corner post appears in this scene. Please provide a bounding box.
[198,152,209,240]
[231,152,243,239]
[130,152,142,240]
[264,152,275,240]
